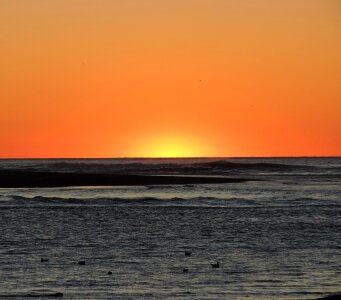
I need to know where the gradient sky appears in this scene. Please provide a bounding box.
[0,0,340,157]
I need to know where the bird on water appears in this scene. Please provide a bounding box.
[183,267,189,273]
[211,262,220,268]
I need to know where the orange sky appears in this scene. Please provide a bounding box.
[0,0,340,158]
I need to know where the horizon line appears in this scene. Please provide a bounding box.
[0,156,340,160]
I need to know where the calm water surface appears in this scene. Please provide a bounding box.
[0,158,340,299]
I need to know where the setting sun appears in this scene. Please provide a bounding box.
[129,134,214,158]
[0,0,340,158]
[0,1,340,299]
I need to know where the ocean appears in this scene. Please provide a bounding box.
[0,157,340,299]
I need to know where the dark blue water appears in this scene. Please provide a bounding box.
[0,158,340,299]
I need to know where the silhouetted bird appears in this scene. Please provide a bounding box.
[108,271,112,275]
[183,267,189,273]
[185,251,192,257]
[78,261,86,265]
[211,262,220,268]
[41,258,49,262]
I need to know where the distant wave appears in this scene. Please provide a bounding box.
[1,195,338,208]
[36,160,316,175]
[0,194,259,207]
[51,160,312,169]
[189,160,314,170]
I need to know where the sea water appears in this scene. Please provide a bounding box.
[0,158,340,299]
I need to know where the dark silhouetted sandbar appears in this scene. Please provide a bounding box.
[315,294,341,300]
[0,292,63,297]
[0,170,253,188]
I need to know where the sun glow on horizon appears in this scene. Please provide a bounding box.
[0,1,340,158]
[129,134,215,158]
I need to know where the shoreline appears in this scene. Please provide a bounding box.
[0,170,252,188]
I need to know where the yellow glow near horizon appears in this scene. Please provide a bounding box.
[129,134,214,158]
[0,1,340,157]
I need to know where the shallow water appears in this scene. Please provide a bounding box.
[0,158,340,299]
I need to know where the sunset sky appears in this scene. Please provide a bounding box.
[0,0,340,158]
